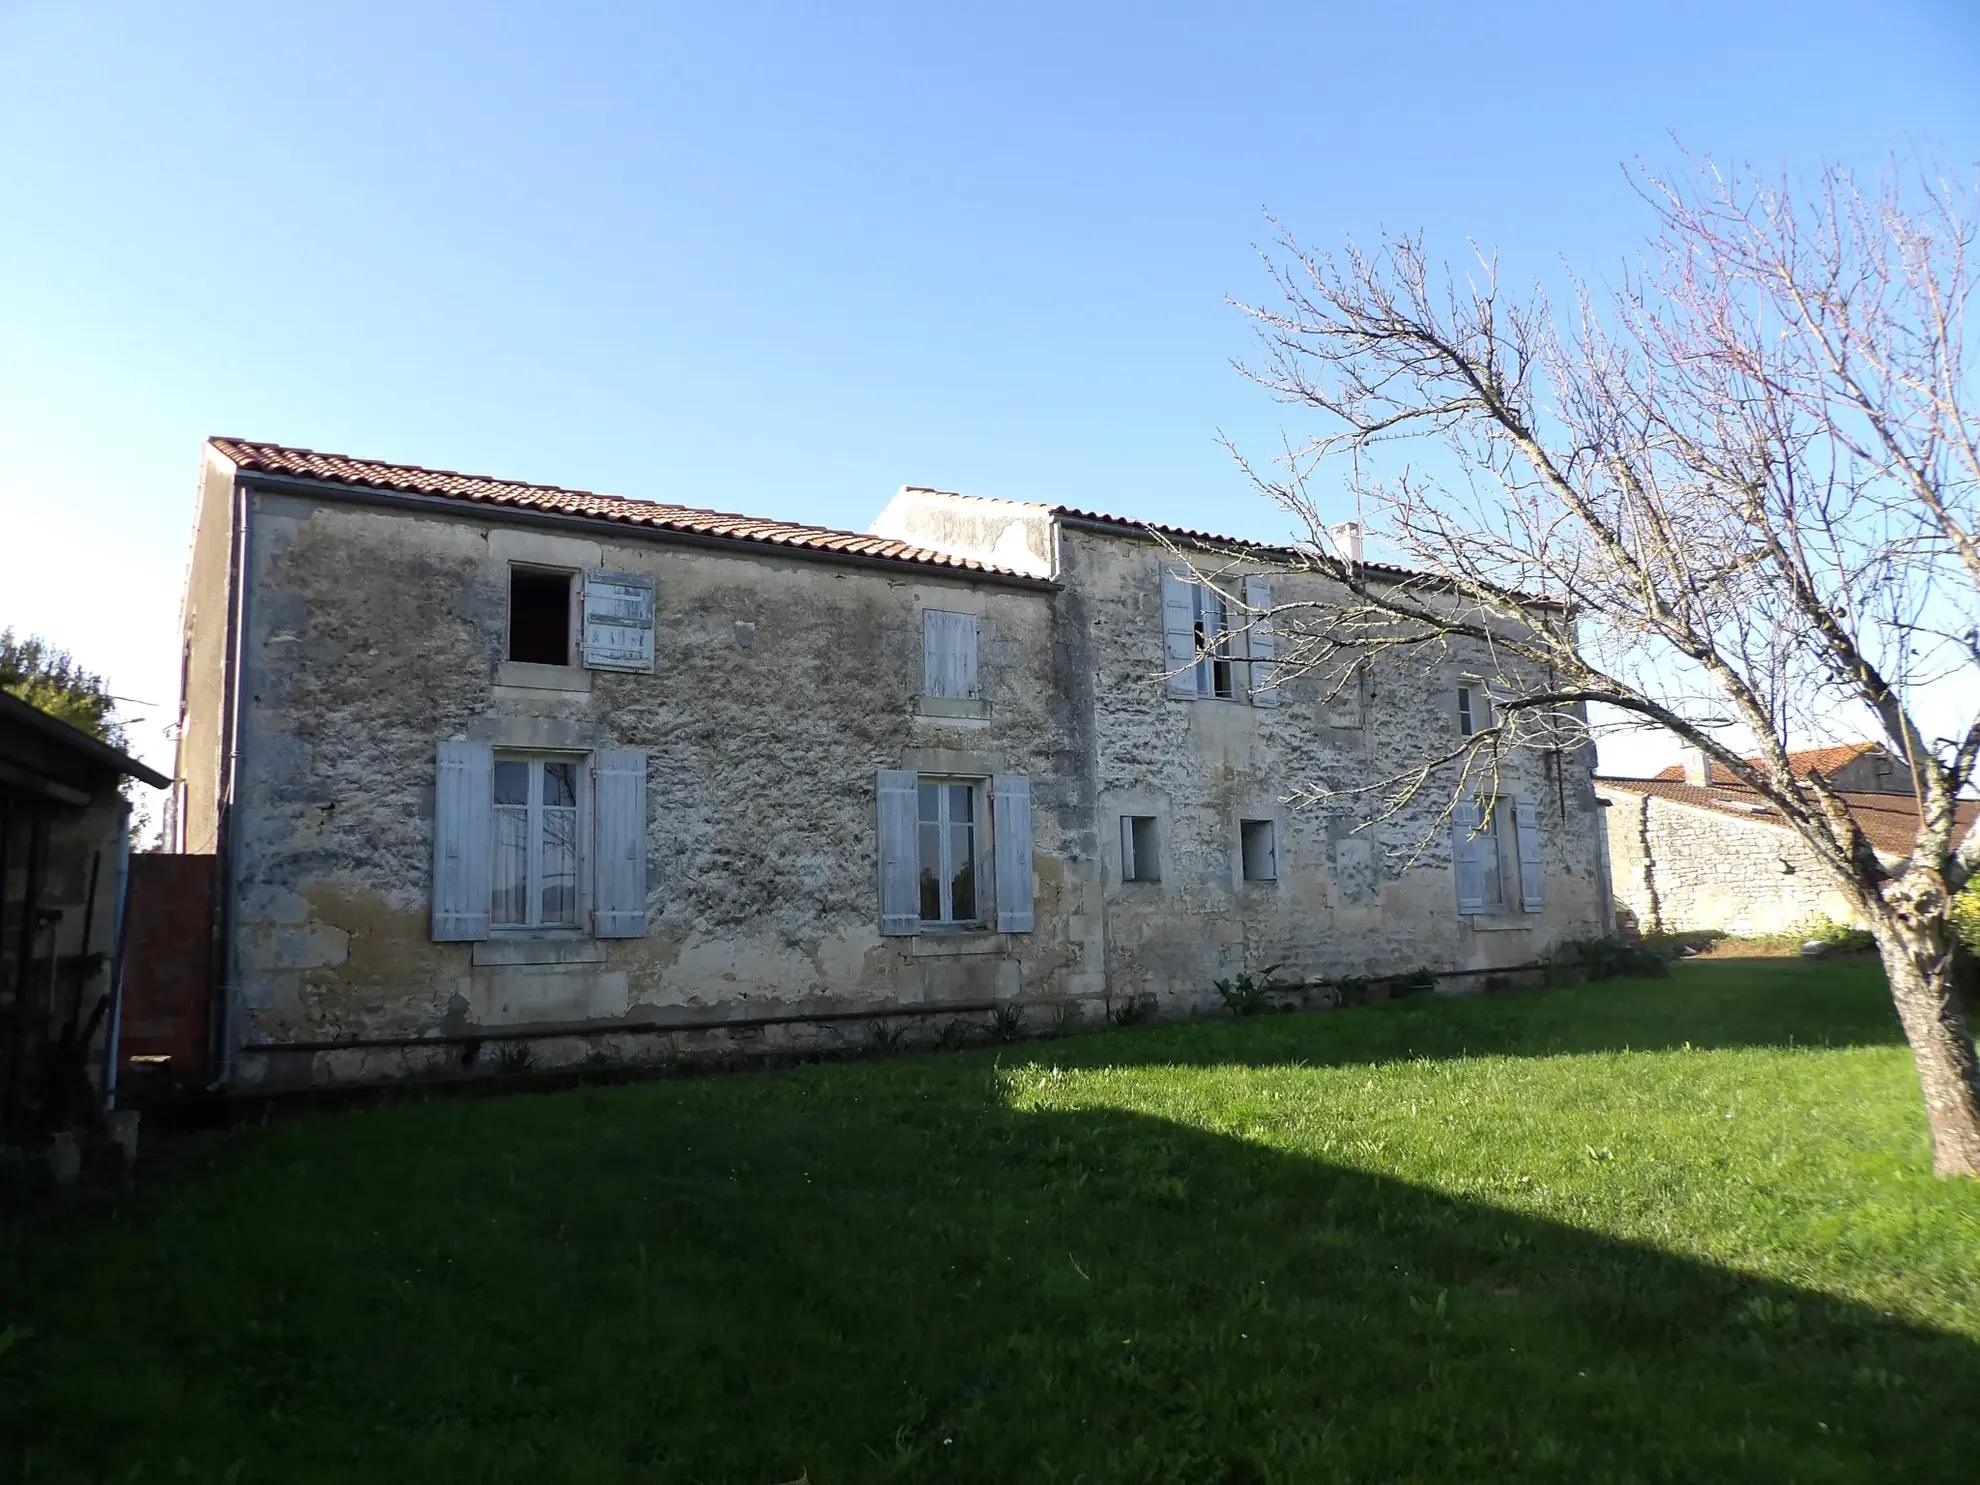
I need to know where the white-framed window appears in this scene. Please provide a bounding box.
[1452,794,1543,916]
[432,742,648,942]
[1121,815,1161,882]
[1192,587,1237,699]
[1160,566,1276,706]
[923,610,980,700]
[918,776,988,927]
[1240,818,1279,882]
[1457,682,1496,737]
[492,755,584,930]
[877,770,1034,935]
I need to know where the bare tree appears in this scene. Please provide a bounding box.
[1228,155,1980,1177]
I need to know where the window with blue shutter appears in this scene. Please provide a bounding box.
[1243,575,1277,706]
[582,570,656,672]
[1514,793,1544,913]
[1451,800,1487,915]
[877,769,921,936]
[992,774,1034,932]
[593,750,649,937]
[432,740,493,941]
[1160,564,1198,697]
[922,611,979,700]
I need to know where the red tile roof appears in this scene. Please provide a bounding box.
[212,440,1046,583]
[1651,742,1882,783]
[1595,775,1974,859]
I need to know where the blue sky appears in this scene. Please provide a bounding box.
[3,0,1976,778]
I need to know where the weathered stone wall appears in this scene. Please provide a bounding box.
[224,487,1101,1087]
[1062,526,1611,1016]
[1601,788,1864,936]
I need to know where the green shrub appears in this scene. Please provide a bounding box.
[1951,887,1980,956]
[1800,917,1875,953]
[1213,965,1288,1017]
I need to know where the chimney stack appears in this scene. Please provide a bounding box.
[1681,745,1713,785]
[1328,521,1364,565]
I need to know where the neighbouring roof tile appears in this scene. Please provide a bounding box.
[1595,774,1973,859]
[1651,742,1883,783]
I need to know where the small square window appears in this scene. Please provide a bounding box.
[509,567,574,666]
[1121,815,1161,882]
[1240,819,1278,882]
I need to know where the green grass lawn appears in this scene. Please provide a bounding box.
[6,960,1980,1484]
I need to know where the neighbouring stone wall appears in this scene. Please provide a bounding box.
[1063,526,1611,1017]
[221,486,1103,1088]
[1601,788,1864,937]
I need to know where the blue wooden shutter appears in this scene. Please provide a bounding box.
[993,773,1035,932]
[593,749,648,938]
[877,769,921,936]
[1514,793,1544,913]
[1243,575,1278,706]
[582,570,656,672]
[922,611,979,699]
[1160,564,1198,697]
[1451,799,1486,915]
[432,740,492,941]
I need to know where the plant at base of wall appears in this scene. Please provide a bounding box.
[867,1021,906,1056]
[1108,995,1153,1028]
[1214,965,1288,1017]
[936,1019,972,1052]
[989,1004,1026,1043]
[1047,1001,1082,1039]
[492,1042,537,1076]
[1316,974,1373,1008]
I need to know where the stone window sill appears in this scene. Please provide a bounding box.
[917,696,992,720]
[473,936,605,966]
[495,660,591,692]
[1464,915,1532,933]
[912,931,1011,957]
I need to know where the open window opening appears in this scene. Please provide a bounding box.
[1121,815,1161,883]
[1240,818,1278,882]
[509,566,574,665]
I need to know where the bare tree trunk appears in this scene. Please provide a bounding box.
[1876,874,1980,1178]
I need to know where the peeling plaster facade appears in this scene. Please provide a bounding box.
[176,445,1612,1089]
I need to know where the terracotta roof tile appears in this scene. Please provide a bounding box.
[1595,775,1974,859]
[212,439,1044,582]
[1652,742,1883,783]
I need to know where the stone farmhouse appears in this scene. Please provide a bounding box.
[168,438,1613,1089]
[1598,744,1976,937]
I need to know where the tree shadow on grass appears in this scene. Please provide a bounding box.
[5,1060,1975,1484]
